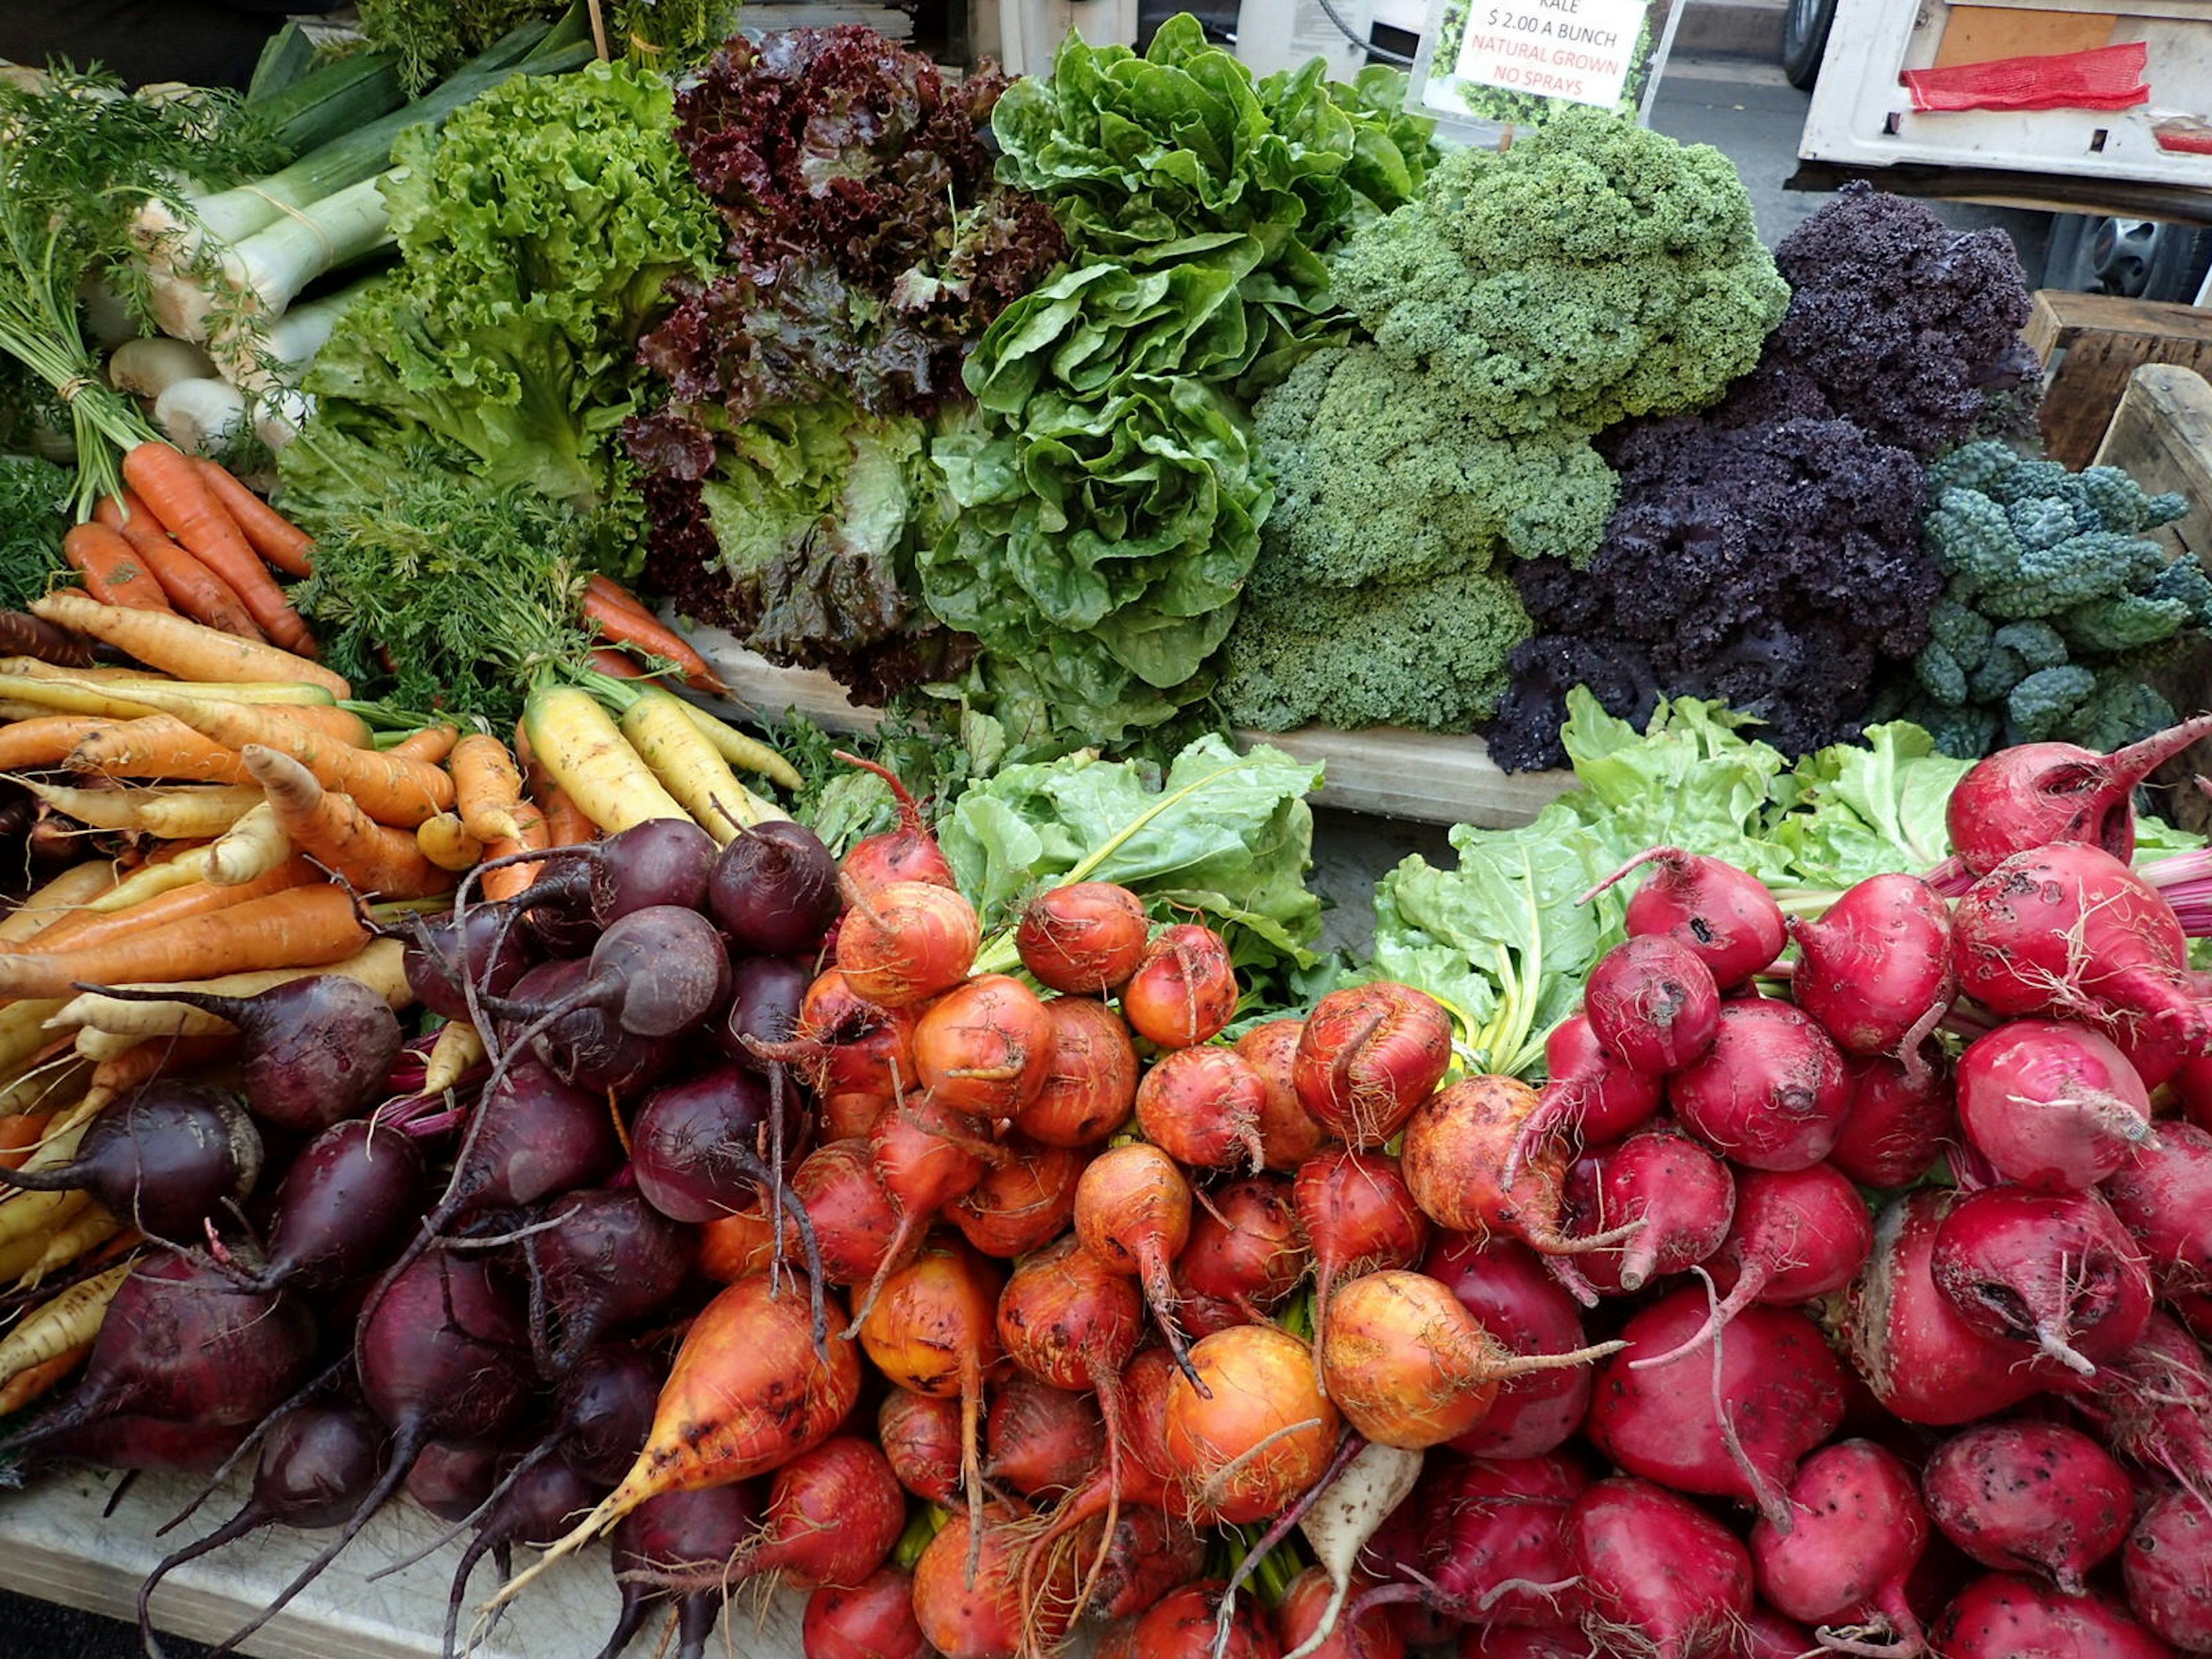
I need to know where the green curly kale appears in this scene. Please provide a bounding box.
[1878,440,2209,753]
[1327,105,1788,440]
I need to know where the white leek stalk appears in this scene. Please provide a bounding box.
[151,378,244,456]
[108,337,218,401]
[148,171,396,346]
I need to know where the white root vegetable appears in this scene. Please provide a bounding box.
[1282,1441,1425,1659]
[151,377,245,456]
[108,337,218,400]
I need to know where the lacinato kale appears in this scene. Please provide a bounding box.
[1492,414,1933,771]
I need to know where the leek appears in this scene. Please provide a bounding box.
[151,173,397,346]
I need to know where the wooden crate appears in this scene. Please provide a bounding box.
[2091,362,2212,831]
[2025,290,2212,469]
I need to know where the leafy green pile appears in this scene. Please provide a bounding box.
[289,57,719,562]
[357,0,734,93]
[918,21,1438,760]
[1365,691,1975,1074]
[0,457,73,611]
[940,732,1326,985]
[1220,107,1785,737]
[1875,440,2212,756]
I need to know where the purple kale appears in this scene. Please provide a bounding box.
[1487,412,1936,770]
[1764,180,2039,457]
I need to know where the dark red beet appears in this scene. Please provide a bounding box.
[804,1566,931,1659]
[0,1081,261,1243]
[595,1480,769,1659]
[525,1185,696,1376]
[248,1116,427,1292]
[711,819,841,953]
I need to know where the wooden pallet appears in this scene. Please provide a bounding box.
[2025,289,2212,470]
[689,630,1581,829]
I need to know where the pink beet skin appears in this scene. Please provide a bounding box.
[1936,1572,2179,1659]
[1584,935,1722,1077]
[1787,873,1957,1059]
[1423,1234,1594,1460]
[1928,1184,2154,1377]
[1564,1476,1752,1659]
[1749,1438,1929,1649]
[2123,1488,2212,1654]
[1559,1125,1735,1297]
[1953,1020,2154,1190]
[1669,999,1853,1172]
[1921,1422,2135,1595]
[1832,1051,1958,1190]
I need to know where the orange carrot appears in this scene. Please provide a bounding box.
[81,684,454,830]
[241,745,449,899]
[82,1032,237,1119]
[586,646,648,680]
[112,474,314,657]
[0,714,106,771]
[29,589,350,699]
[478,812,550,904]
[66,715,249,785]
[387,725,459,766]
[191,458,314,578]
[121,442,273,600]
[60,525,172,613]
[96,492,264,643]
[0,880,368,998]
[0,1345,90,1414]
[450,732,527,843]
[581,575,727,695]
[13,856,317,957]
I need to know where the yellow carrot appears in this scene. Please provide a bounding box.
[28,589,350,696]
[0,861,118,944]
[0,1056,93,1120]
[679,700,803,792]
[20,1206,122,1290]
[67,714,251,785]
[0,1001,75,1075]
[17,778,264,840]
[0,654,337,703]
[521,684,689,835]
[423,1019,486,1097]
[204,801,291,886]
[616,683,769,842]
[415,812,484,873]
[51,936,411,1039]
[0,1262,127,1388]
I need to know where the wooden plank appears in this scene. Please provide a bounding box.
[686,628,1582,829]
[2025,290,2212,468]
[1934,7,2116,65]
[2090,363,2212,832]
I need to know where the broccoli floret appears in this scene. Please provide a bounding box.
[1328,107,1786,440]
[1248,344,1616,594]
[2006,664,2099,741]
[1218,567,1533,733]
[1766,184,2038,457]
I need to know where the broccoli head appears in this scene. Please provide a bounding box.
[1766,181,2039,457]
[1327,106,1787,440]
[1217,568,1533,733]
[1248,344,1617,596]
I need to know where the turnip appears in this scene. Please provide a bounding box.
[1122,923,1238,1050]
[1424,1235,1597,1458]
[1564,1475,1755,1659]
[1559,1124,1735,1296]
[1582,844,1787,990]
[1943,717,2212,878]
[1748,1438,1929,1654]
[1669,999,1853,1171]
[1935,1573,2176,1659]
[1278,1441,1424,1659]
[1631,1161,1874,1371]
[1831,1052,1956,1190]
[1586,1286,1847,1531]
[1584,934,1723,1075]
[1954,1021,2154,1190]
[1952,844,2210,1058]
[2123,1489,2212,1655]
[1016,880,1150,994]
[1317,1269,1620,1450]
[1840,1191,2071,1427]
[1289,982,1454,1150]
[1787,873,1957,1060]
[2102,1122,2212,1312]
[1929,1185,2152,1375]
[1921,1422,2134,1594]
[1238,1018,1332,1171]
